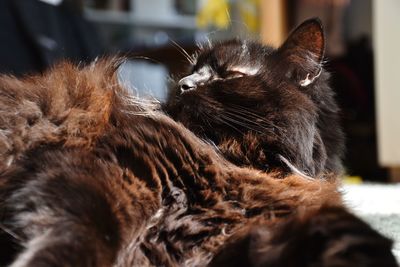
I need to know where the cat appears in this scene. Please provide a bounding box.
[0,23,397,267]
[165,19,344,178]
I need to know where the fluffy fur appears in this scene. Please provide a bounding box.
[0,21,397,267]
[165,19,344,177]
[0,58,396,267]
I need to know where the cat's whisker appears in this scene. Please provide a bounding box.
[219,114,265,134]
[221,114,264,133]
[224,109,272,126]
[0,222,23,242]
[221,110,279,136]
[170,39,195,65]
[224,106,286,133]
[228,18,251,34]
[214,115,245,135]
[197,34,214,50]
[201,112,214,129]
[220,113,259,128]
[128,56,162,65]
[222,110,270,129]
[225,105,269,121]
[201,109,216,123]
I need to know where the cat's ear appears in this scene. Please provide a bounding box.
[277,18,325,87]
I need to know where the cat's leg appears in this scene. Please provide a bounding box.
[209,206,398,267]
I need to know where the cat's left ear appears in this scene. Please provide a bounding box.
[277,18,325,87]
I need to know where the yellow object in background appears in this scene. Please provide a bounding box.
[239,0,260,33]
[196,0,261,33]
[196,0,230,29]
[343,176,363,185]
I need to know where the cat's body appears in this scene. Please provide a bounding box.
[0,19,397,267]
[0,58,340,266]
[166,20,344,178]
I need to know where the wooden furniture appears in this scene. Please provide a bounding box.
[260,0,288,47]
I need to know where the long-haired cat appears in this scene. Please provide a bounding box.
[0,21,397,267]
[165,19,344,178]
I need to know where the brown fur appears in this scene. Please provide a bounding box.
[0,59,396,266]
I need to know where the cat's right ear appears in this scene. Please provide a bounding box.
[276,18,325,87]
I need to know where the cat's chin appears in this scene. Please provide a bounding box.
[178,87,198,97]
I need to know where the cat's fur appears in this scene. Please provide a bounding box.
[0,22,397,267]
[165,19,344,177]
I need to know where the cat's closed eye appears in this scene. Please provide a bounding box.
[220,70,246,79]
[225,66,260,77]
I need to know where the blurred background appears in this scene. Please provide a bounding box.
[0,0,399,183]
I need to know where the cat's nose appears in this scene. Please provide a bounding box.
[179,77,196,92]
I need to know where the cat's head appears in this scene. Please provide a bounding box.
[165,19,344,177]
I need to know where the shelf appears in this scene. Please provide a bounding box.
[84,8,197,30]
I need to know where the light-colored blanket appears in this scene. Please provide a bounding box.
[342,184,400,262]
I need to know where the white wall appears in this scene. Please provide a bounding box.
[373,0,400,166]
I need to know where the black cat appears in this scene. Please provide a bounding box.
[166,18,344,178]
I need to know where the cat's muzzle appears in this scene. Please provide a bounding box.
[179,76,198,93]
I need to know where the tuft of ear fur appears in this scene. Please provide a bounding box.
[277,18,325,86]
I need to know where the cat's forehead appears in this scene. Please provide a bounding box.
[195,40,272,69]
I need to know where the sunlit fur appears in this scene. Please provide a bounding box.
[0,18,397,266]
[0,56,396,266]
[165,20,344,178]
